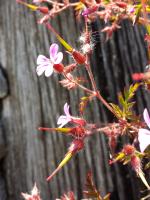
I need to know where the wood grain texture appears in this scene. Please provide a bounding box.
[0,1,149,200]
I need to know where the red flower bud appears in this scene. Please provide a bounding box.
[68,139,84,153]
[72,50,86,64]
[37,6,49,14]
[109,135,116,152]
[132,73,145,81]
[131,155,141,173]
[123,144,135,155]
[71,117,86,126]
[70,126,86,138]
[64,63,77,73]
[109,160,114,165]
[53,63,64,73]
[116,2,127,8]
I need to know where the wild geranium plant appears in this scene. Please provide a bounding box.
[17,0,150,199]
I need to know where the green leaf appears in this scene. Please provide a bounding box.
[118,92,125,107]
[120,83,139,120]
[109,103,123,118]
[126,102,136,110]
[129,83,139,98]
[110,84,140,120]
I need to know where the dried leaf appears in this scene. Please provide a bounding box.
[83,172,111,200]
[79,96,89,115]
[83,171,101,199]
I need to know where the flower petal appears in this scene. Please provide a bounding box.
[50,43,59,61]
[57,115,71,128]
[44,64,53,77]
[37,55,49,65]
[143,108,150,129]
[53,52,63,64]
[138,128,150,152]
[36,65,47,76]
[64,103,71,117]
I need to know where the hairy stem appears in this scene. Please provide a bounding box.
[84,17,117,117]
[63,72,94,94]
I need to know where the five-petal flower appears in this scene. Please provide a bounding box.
[57,103,86,128]
[57,103,72,128]
[36,43,63,77]
[138,108,150,152]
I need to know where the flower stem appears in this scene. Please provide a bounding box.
[84,17,98,92]
[63,73,94,95]
[83,17,119,118]
[96,91,115,115]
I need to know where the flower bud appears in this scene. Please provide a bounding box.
[70,126,85,138]
[64,63,77,73]
[109,135,116,152]
[71,117,86,126]
[132,73,145,81]
[72,50,86,64]
[116,2,127,8]
[123,144,135,155]
[131,155,141,173]
[68,139,84,153]
[37,6,49,14]
[53,63,64,73]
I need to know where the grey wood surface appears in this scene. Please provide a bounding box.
[0,1,149,200]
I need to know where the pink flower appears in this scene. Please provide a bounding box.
[57,103,86,128]
[36,43,63,77]
[82,5,98,16]
[21,183,41,200]
[57,103,72,128]
[33,0,43,3]
[138,108,150,152]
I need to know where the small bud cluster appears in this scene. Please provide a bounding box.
[22,184,41,200]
